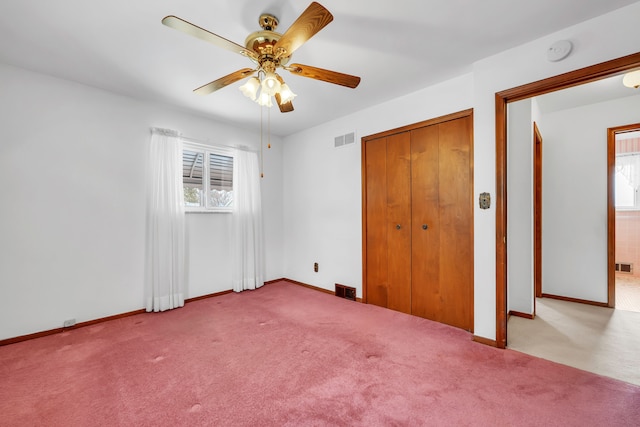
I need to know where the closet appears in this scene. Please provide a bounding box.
[362,110,474,331]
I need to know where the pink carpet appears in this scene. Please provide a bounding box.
[1,280,638,426]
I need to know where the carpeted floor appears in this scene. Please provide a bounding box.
[1,281,639,426]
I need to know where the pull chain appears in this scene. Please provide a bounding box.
[268,106,271,150]
[260,104,264,178]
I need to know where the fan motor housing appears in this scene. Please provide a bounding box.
[245,30,290,66]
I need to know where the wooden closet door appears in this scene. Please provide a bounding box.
[385,132,412,314]
[410,125,440,319]
[365,137,389,308]
[437,116,473,330]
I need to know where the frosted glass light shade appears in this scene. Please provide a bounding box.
[239,77,260,100]
[256,90,273,107]
[279,83,297,104]
[623,70,640,89]
[261,72,281,96]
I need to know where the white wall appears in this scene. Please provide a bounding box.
[0,63,284,340]
[470,1,640,339]
[539,94,640,302]
[507,100,534,314]
[281,74,474,295]
[282,2,640,341]
[3,2,640,343]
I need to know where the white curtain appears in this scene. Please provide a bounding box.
[145,128,185,311]
[232,149,264,292]
[616,153,640,190]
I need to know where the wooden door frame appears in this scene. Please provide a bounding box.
[533,122,542,307]
[495,51,640,349]
[608,123,640,308]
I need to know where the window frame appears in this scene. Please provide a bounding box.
[182,140,235,213]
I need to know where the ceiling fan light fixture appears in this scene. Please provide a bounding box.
[279,83,297,104]
[623,70,640,89]
[261,72,281,96]
[239,77,260,100]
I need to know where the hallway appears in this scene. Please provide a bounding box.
[507,297,640,386]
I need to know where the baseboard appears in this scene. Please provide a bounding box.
[282,278,363,302]
[185,289,233,303]
[1,288,237,347]
[472,335,498,347]
[541,293,609,308]
[0,308,147,347]
[508,310,535,320]
[2,280,360,346]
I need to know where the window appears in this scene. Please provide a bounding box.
[615,153,640,210]
[182,142,234,212]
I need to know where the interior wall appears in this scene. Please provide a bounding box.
[506,100,534,314]
[0,63,284,341]
[282,74,474,296]
[471,1,640,338]
[538,94,640,302]
[282,2,640,341]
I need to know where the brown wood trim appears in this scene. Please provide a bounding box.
[472,335,498,347]
[607,127,616,308]
[282,278,363,302]
[533,122,543,302]
[185,289,234,303]
[495,51,640,350]
[361,135,369,304]
[540,293,609,308]
[508,310,535,320]
[0,308,146,347]
[497,52,640,103]
[1,288,243,347]
[362,108,473,142]
[264,278,286,285]
[495,92,508,349]
[469,112,475,333]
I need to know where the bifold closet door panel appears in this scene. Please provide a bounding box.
[410,125,441,319]
[385,132,412,314]
[437,116,473,330]
[365,137,389,308]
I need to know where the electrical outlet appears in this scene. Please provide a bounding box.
[63,319,76,328]
[314,262,318,272]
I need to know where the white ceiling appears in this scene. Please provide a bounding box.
[536,74,640,115]
[1,0,638,136]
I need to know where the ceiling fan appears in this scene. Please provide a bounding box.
[162,2,361,113]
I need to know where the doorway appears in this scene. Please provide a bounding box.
[612,125,640,313]
[495,51,640,349]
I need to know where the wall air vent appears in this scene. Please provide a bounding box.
[615,262,633,273]
[334,132,356,148]
[335,283,356,301]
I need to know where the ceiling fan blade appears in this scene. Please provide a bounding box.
[162,15,258,62]
[193,68,255,95]
[274,93,294,113]
[273,2,333,59]
[286,63,361,88]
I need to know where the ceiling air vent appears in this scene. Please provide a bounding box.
[334,132,356,148]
